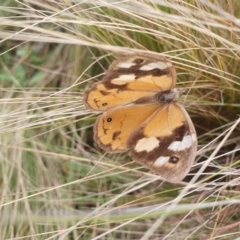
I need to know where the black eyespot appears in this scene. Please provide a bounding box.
[135,58,143,64]
[102,103,108,106]
[107,118,112,122]
[169,156,179,164]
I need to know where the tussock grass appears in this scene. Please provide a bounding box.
[0,0,240,239]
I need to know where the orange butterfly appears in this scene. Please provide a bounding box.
[84,53,197,183]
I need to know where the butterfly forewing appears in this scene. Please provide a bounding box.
[127,103,197,183]
[103,54,176,91]
[84,53,176,111]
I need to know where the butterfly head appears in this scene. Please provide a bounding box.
[154,88,181,103]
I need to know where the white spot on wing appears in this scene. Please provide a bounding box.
[118,62,136,68]
[140,61,172,71]
[154,156,170,166]
[135,136,159,152]
[111,74,136,85]
[168,135,193,152]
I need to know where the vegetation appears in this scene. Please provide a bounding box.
[0,1,240,239]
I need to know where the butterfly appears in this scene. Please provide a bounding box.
[83,53,197,183]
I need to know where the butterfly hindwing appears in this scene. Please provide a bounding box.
[84,83,153,111]
[94,103,160,152]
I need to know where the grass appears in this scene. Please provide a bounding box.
[0,0,240,239]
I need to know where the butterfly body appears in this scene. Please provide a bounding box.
[84,53,197,183]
